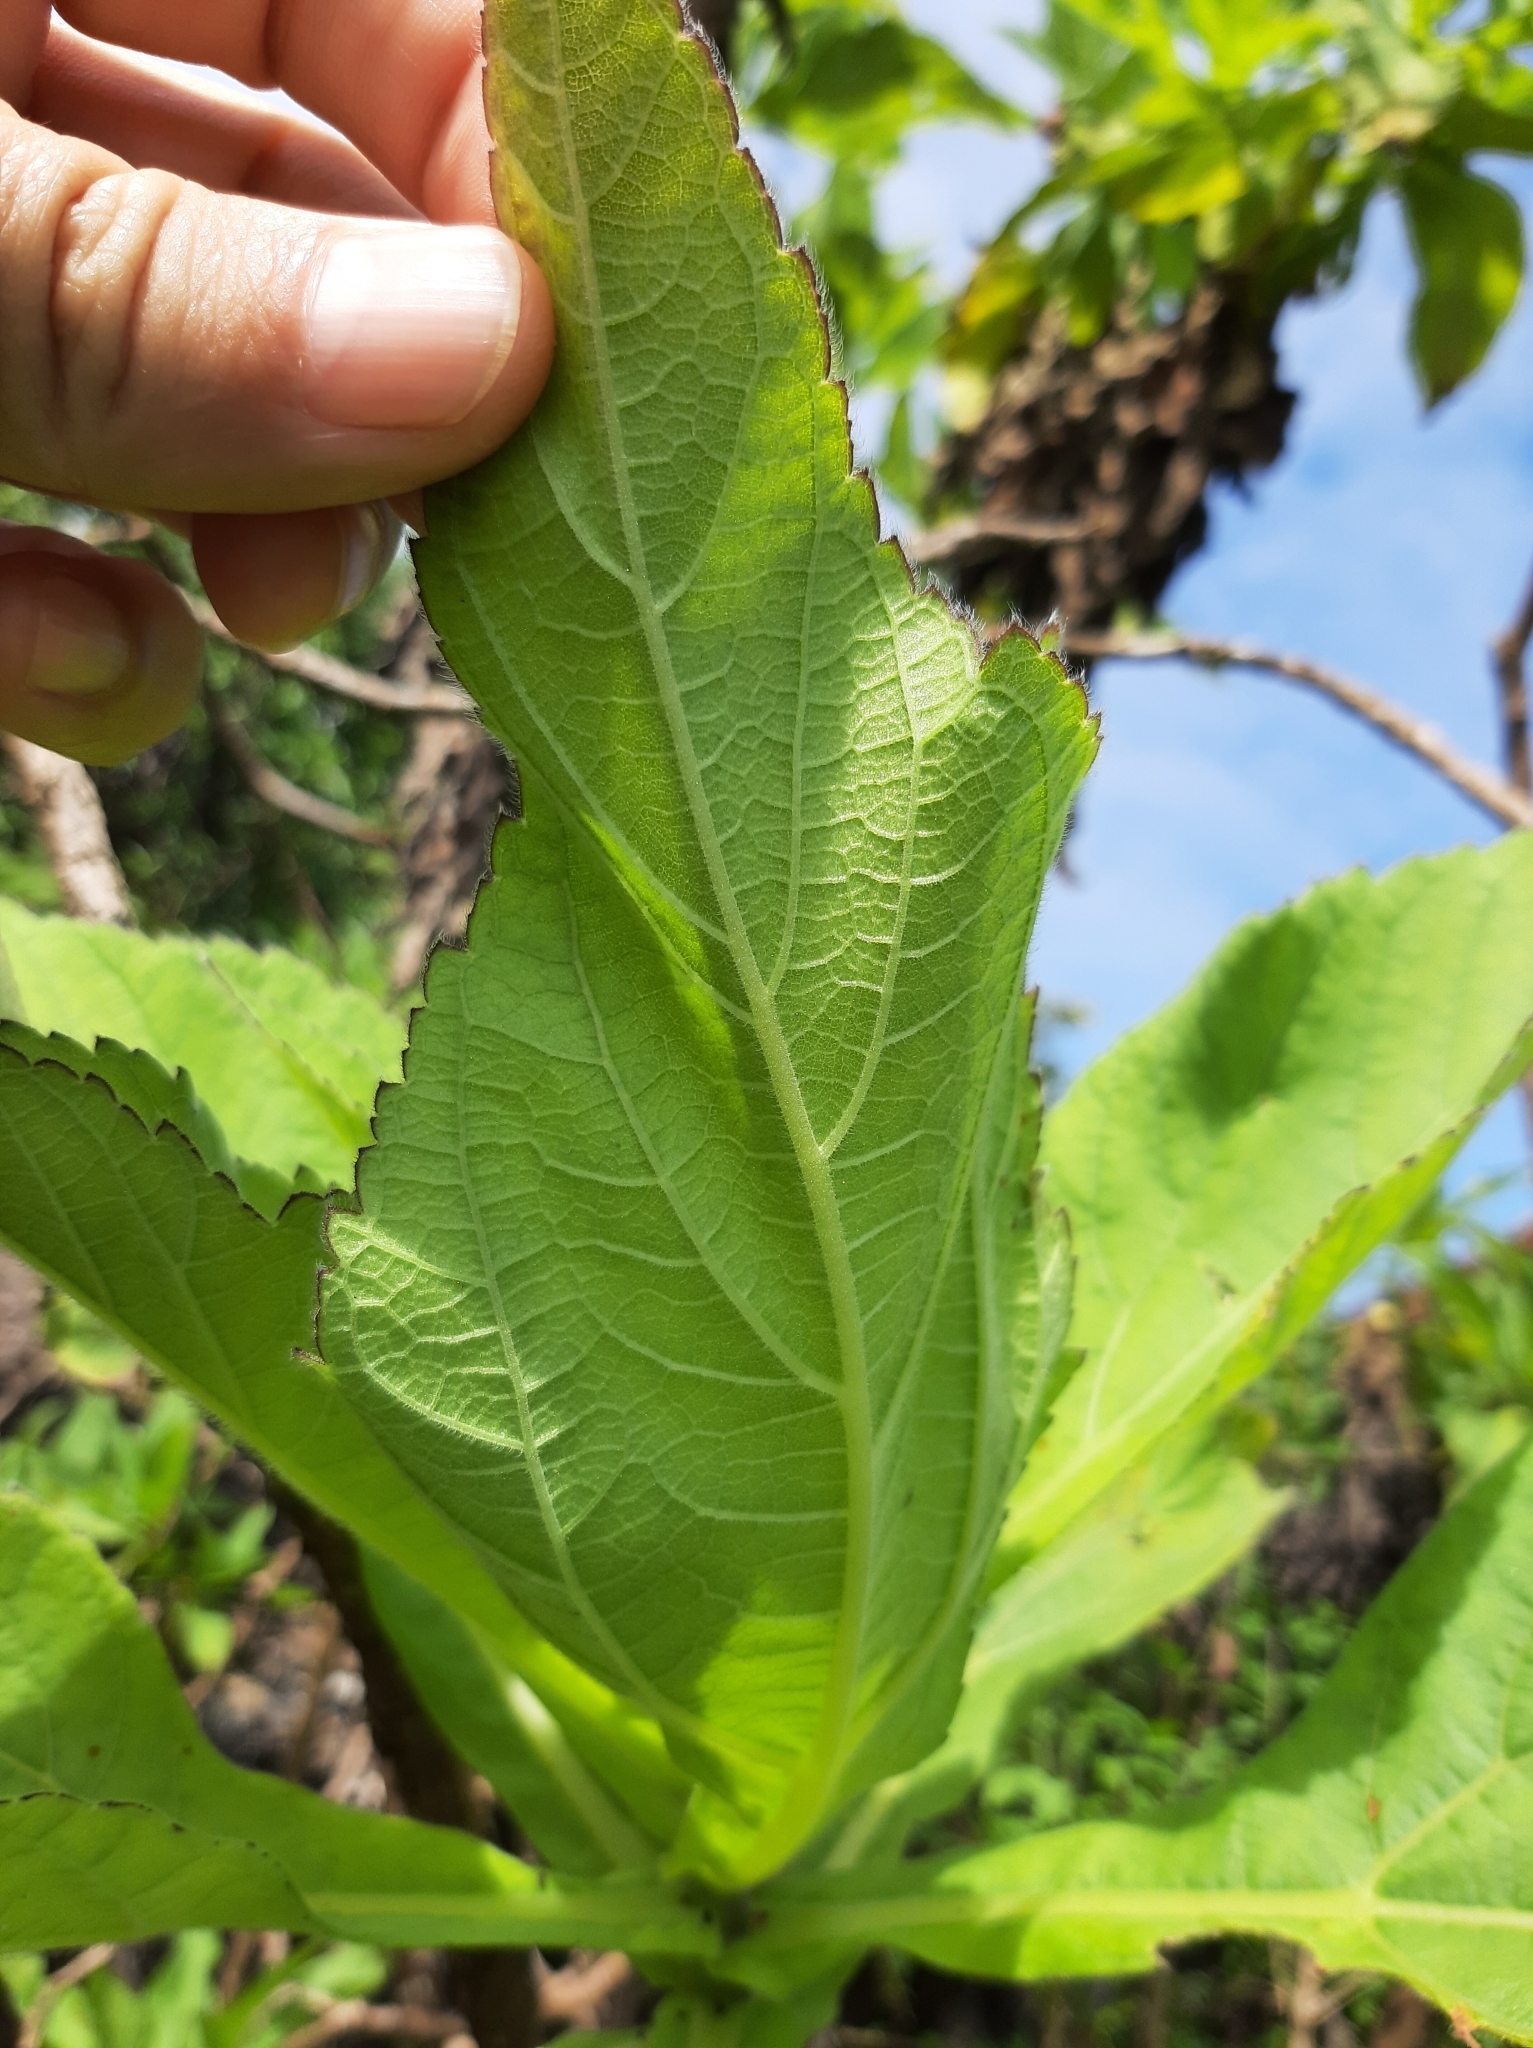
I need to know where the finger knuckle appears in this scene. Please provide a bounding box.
[51,168,183,423]
[0,108,182,490]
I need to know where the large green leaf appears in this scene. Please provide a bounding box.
[0,1495,711,1956]
[823,1425,1283,1867]
[323,0,1094,1889]
[1002,841,1533,1565]
[0,900,404,1190]
[0,1025,687,1836]
[740,1434,1533,2040]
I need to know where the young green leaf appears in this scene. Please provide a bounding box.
[0,1025,684,1827]
[324,0,1094,1888]
[1402,158,1523,405]
[0,900,404,1191]
[1003,839,1533,1565]
[741,1433,1533,2039]
[746,6,1020,171]
[0,1495,711,1956]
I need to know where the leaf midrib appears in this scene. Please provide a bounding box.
[541,9,874,1853]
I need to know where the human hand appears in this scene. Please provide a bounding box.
[0,2,554,764]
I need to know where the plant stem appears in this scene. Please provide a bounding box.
[1066,628,1533,831]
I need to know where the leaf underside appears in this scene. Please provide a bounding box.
[0,1025,683,1840]
[323,0,1094,1882]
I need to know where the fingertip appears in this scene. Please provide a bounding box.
[0,547,202,767]
[193,500,401,651]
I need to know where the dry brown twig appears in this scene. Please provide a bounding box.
[905,510,1096,567]
[320,1718,379,1804]
[1274,1946,1376,2048]
[1489,559,1533,1139]
[186,594,471,717]
[210,705,395,848]
[1067,627,1533,832]
[278,1998,465,2048]
[17,1945,116,2048]
[1,735,134,923]
[1490,559,1533,798]
[534,1949,637,2030]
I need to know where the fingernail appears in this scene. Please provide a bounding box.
[18,575,133,698]
[303,225,523,430]
[336,501,403,615]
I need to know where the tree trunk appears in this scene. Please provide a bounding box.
[932,279,1293,635]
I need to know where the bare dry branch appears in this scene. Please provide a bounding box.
[0,1250,57,1428]
[1070,628,1533,832]
[534,1950,636,2029]
[1490,560,1533,797]
[1369,1985,1436,2048]
[905,510,1095,567]
[212,709,395,847]
[1489,563,1533,1141]
[278,1999,464,2048]
[187,595,472,716]
[1,736,134,922]
[320,1718,378,1804]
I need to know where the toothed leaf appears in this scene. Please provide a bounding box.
[322,0,1094,1886]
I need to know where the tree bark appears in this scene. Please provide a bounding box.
[268,1485,540,2048]
[387,612,513,991]
[933,281,1293,635]
[2,735,133,924]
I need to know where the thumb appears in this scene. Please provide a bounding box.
[0,102,555,516]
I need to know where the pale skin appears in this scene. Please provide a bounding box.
[0,0,554,764]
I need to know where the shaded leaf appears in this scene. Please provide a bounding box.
[1402,158,1523,404]
[0,1495,711,1955]
[0,901,404,1191]
[747,6,1019,169]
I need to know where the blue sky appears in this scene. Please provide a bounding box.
[750,7,1533,1223]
